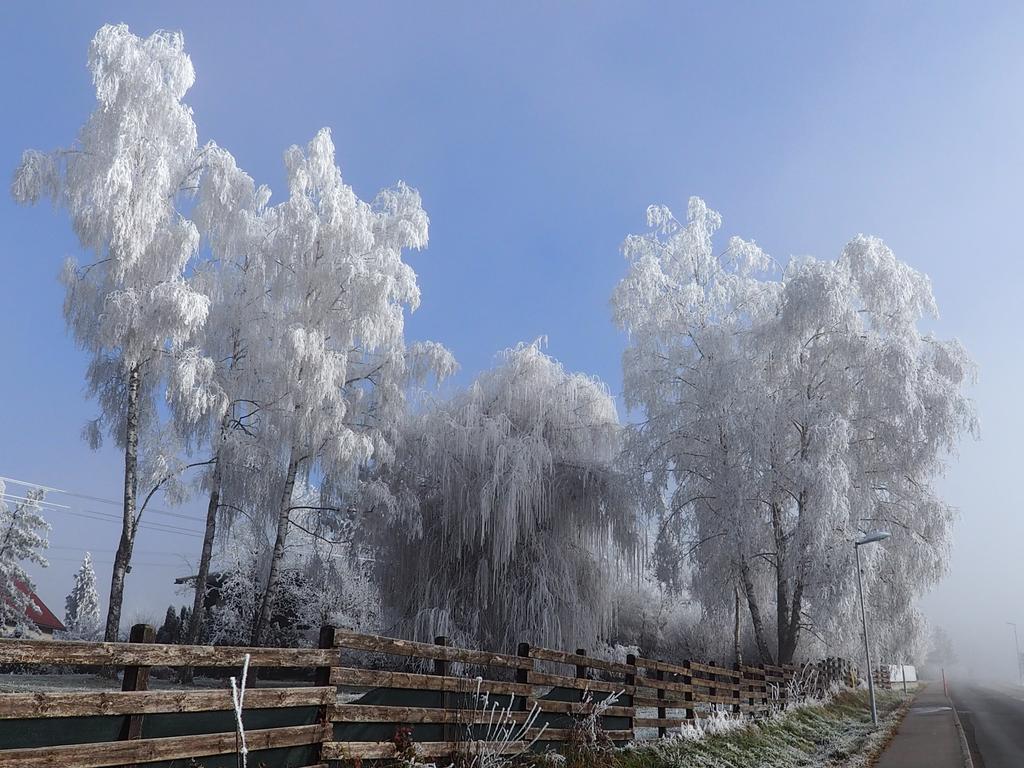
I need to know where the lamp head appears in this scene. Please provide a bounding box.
[855,530,891,546]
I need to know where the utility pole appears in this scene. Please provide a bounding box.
[1008,622,1022,686]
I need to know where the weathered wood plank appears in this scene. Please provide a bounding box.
[331,705,533,724]
[322,740,529,759]
[527,671,634,695]
[0,637,336,668]
[332,629,531,669]
[691,694,739,705]
[525,699,633,717]
[636,657,739,679]
[633,695,692,709]
[634,657,687,676]
[686,661,740,678]
[0,724,331,768]
[633,674,692,695]
[330,667,533,696]
[634,717,688,728]
[527,647,636,676]
[648,691,737,706]
[528,728,632,742]
[688,684,737,696]
[740,664,766,675]
[0,686,334,719]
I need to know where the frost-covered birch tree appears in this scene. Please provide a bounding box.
[0,481,50,635]
[12,25,209,640]
[612,197,976,664]
[64,552,102,640]
[167,144,275,651]
[240,129,453,645]
[372,341,637,652]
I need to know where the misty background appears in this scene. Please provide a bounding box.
[1,2,1020,678]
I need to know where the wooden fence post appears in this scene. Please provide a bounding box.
[655,668,667,738]
[575,648,588,704]
[517,642,532,712]
[433,636,450,678]
[434,636,452,742]
[312,625,336,765]
[758,663,767,716]
[118,623,155,768]
[625,652,637,741]
[708,661,718,718]
[743,665,754,717]
[732,663,741,717]
[682,660,694,724]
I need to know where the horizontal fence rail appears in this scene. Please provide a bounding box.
[0,626,857,766]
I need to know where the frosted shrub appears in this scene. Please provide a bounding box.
[573,687,625,749]
[463,677,546,768]
[675,708,748,741]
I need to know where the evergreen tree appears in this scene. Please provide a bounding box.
[177,606,191,643]
[0,480,50,636]
[156,606,181,644]
[64,552,101,640]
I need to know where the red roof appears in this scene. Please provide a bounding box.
[8,581,66,632]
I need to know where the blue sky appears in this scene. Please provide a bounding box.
[1,3,1022,669]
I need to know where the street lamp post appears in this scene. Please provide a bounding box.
[855,530,891,725]
[1008,622,1022,686]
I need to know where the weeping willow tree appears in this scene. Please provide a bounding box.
[371,341,638,653]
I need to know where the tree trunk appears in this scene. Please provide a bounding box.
[733,583,743,666]
[778,573,805,664]
[180,433,226,683]
[770,502,793,663]
[251,452,300,646]
[104,362,141,642]
[776,492,808,665]
[740,560,775,664]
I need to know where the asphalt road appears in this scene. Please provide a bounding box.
[950,680,1024,767]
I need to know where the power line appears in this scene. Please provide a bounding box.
[0,474,206,524]
[44,555,186,568]
[0,491,71,509]
[1,495,204,538]
[46,544,188,558]
[76,509,202,538]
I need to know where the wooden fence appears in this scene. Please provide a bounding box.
[0,625,845,767]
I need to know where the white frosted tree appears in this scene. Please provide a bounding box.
[612,197,977,664]
[372,341,638,652]
[926,625,958,671]
[0,481,50,635]
[167,144,275,652]
[64,552,102,640]
[238,128,453,645]
[12,25,210,640]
